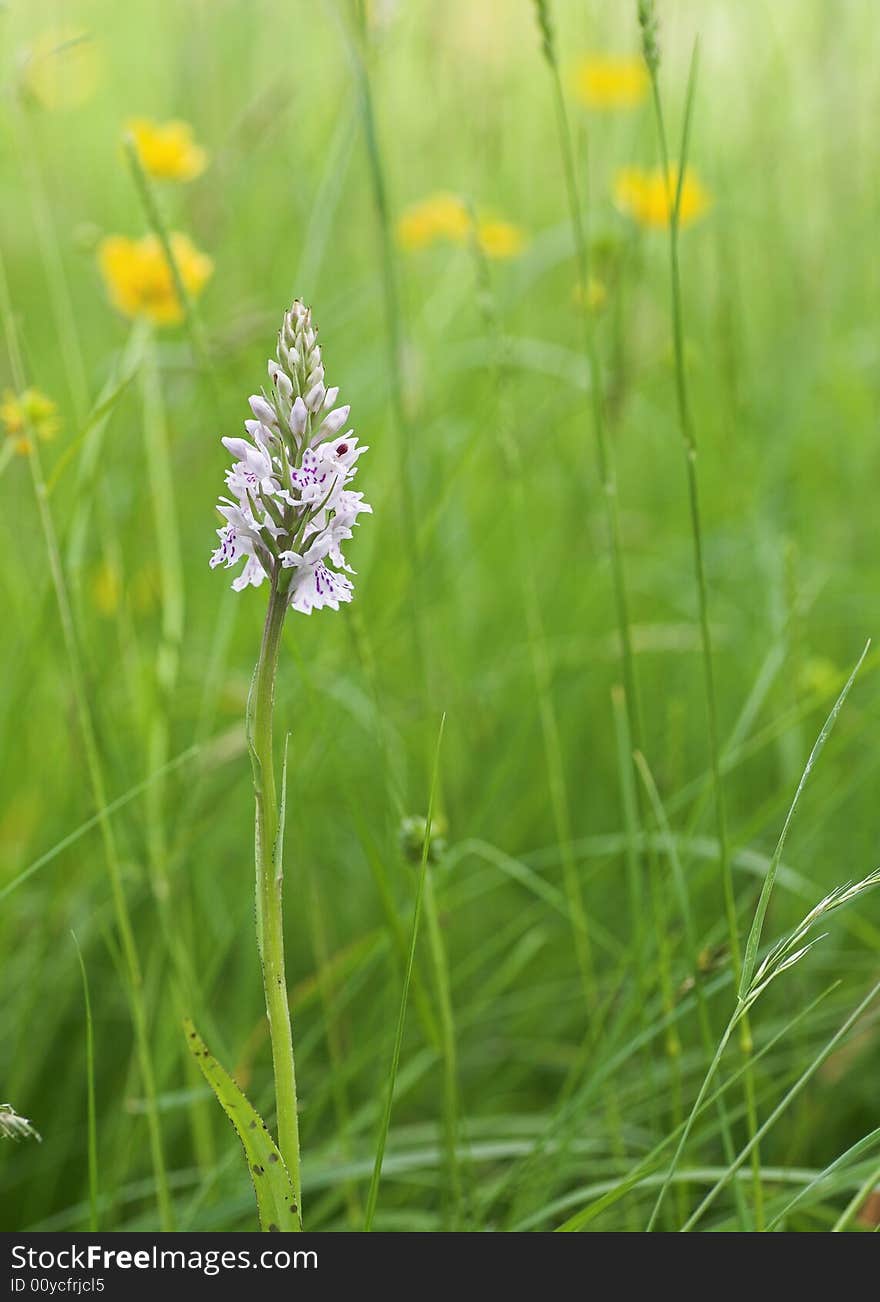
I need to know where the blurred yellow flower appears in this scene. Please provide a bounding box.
[572,55,648,110]
[476,219,526,260]
[397,193,526,259]
[21,28,102,110]
[91,560,121,617]
[397,193,471,250]
[1,388,60,454]
[126,117,208,182]
[98,233,213,325]
[614,165,711,230]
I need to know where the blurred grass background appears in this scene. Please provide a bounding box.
[2,0,880,1231]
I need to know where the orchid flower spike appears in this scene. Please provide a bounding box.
[210,300,371,614]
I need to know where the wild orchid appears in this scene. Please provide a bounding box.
[188,301,370,1232]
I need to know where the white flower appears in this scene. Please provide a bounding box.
[210,301,370,611]
[0,1104,41,1143]
[290,559,354,615]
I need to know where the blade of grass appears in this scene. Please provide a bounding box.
[364,713,446,1231]
[0,745,199,902]
[531,0,644,776]
[739,640,870,997]
[338,3,430,727]
[682,977,880,1230]
[641,20,763,1226]
[648,862,880,1229]
[555,984,835,1230]
[767,1124,880,1230]
[831,1147,880,1231]
[71,932,98,1232]
[0,248,174,1231]
[635,749,749,1229]
[422,856,464,1227]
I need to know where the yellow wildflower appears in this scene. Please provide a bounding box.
[1,388,60,454]
[91,561,121,617]
[572,55,648,110]
[396,193,471,250]
[98,232,213,326]
[476,219,526,260]
[614,165,711,230]
[22,28,102,110]
[397,193,526,259]
[126,117,208,182]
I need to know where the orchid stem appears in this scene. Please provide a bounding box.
[248,572,302,1217]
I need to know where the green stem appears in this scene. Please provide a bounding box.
[646,1009,738,1230]
[72,932,99,1232]
[248,575,302,1215]
[0,253,174,1232]
[345,12,431,741]
[544,51,643,758]
[645,42,763,1228]
[123,137,217,406]
[364,716,446,1231]
[422,865,463,1226]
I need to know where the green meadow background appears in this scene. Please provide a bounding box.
[2,0,880,1232]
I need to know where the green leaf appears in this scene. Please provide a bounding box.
[183,1018,301,1232]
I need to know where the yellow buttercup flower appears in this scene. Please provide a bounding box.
[22,28,102,110]
[1,388,60,454]
[572,55,648,110]
[126,117,208,182]
[614,165,711,230]
[476,219,526,260]
[396,193,471,250]
[98,232,213,325]
[397,193,526,259]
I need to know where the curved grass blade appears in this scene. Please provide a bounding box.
[72,932,99,1231]
[0,745,199,903]
[681,977,880,1231]
[183,1018,301,1233]
[768,1124,880,1231]
[739,640,870,998]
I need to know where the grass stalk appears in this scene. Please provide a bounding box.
[681,977,880,1230]
[306,866,362,1225]
[469,216,595,1012]
[71,932,99,1232]
[831,1154,880,1232]
[422,863,464,1226]
[140,331,216,1172]
[641,23,763,1225]
[635,750,750,1229]
[364,715,446,1231]
[342,6,430,719]
[123,137,215,395]
[0,250,174,1231]
[532,1,643,753]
